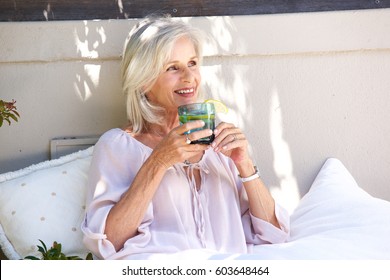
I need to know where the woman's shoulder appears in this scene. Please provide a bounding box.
[89,129,150,172]
[95,128,147,153]
[98,128,127,141]
[95,128,125,146]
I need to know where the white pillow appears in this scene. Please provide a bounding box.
[0,147,93,259]
[228,157,390,259]
[247,157,390,259]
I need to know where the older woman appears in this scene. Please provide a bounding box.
[81,16,289,260]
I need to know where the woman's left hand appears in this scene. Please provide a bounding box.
[211,122,250,164]
[212,122,282,228]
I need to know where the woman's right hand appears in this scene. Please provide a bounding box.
[150,120,212,168]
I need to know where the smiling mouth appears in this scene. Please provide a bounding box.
[175,88,194,95]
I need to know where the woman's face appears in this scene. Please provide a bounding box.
[147,36,201,114]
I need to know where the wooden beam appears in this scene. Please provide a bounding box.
[1,0,389,22]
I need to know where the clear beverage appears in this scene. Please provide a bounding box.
[178,103,215,144]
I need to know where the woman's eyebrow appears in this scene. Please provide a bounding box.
[166,56,199,64]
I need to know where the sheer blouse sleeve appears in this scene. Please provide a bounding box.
[81,129,154,259]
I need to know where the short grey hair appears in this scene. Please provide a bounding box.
[120,15,204,134]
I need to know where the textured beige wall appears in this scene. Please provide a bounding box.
[1,9,390,209]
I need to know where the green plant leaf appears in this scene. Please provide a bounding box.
[23,240,93,260]
[13,110,20,118]
[9,113,18,122]
[37,245,46,255]
[39,239,48,251]
[24,256,40,260]
[0,99,20,127]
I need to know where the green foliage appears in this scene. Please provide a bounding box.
[24,239,93,260]
[0,99,20,127]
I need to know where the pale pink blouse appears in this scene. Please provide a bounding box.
[81,128,289,259]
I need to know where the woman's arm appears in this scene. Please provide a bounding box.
[235,160,280,228]
[104,155,167,251]
[212,122,281,228]
[104,121,212,251]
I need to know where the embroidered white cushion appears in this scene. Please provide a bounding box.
[0,147,93,259]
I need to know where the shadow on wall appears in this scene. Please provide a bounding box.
[185,17,301,212]
[0,20,127,173]
[196,15,390,207]
[73,21,110,102]
[70,20,126,129]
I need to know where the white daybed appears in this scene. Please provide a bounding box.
[1,147,390,260]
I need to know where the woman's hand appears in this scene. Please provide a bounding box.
[210,123,281,227]
[150,120,213,168]
[211,122,250,164]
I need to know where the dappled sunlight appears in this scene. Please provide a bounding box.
[74,64,101,101]
[73,21,107,101]
[116,0,130,19]
[200,17,299,212]
[206,16,235,53]
[117,0,124,15]
[230,66,250,127]
[43,3,54,21]
[198,16,248,128]
[74,22,99,58]
[201,63,242,126]
[268,89,300,214]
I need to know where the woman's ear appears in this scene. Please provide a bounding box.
[139,85,147,98]
[141,93,148,101]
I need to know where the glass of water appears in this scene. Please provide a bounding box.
[178,103,215,144]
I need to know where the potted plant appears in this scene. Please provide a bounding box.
[24,239,93,260]
[0,99,20,127]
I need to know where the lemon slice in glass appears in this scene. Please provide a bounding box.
[204,99,228,113]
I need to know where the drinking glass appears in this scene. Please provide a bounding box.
[178,103,215,144]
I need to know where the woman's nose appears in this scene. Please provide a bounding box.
[181,67,194,83]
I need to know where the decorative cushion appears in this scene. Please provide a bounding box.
[0,147,93,259]
[243,157,390,259]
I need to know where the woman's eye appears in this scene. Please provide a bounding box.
[188,61,197,67]
[166,65,178,71]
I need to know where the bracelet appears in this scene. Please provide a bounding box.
[239,166,260,183]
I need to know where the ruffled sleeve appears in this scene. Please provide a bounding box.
[81,129,154,259]
[243,203,290,245]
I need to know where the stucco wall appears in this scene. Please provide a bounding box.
[1,9,389,210]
